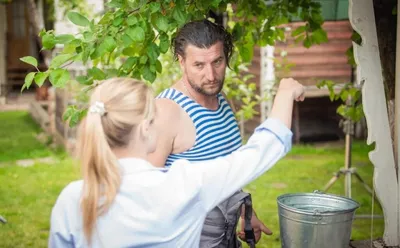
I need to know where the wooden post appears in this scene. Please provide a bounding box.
[349,0,399,245]
[0,5,6,105]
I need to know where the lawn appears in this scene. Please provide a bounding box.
[0,111,384,247]
[0,111,62,162]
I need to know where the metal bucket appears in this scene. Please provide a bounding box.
[277,191,360,248]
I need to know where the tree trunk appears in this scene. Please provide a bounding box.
[26,0,52,67]
[373,0,398,177]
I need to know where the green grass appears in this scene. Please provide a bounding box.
[0,111,62,162]
[0,111,384,247]
[0,160,80,248]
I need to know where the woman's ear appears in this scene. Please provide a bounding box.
[138,119,150,140]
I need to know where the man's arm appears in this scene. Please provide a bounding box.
[147,98,180,167]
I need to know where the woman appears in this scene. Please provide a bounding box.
[49,77,304,247]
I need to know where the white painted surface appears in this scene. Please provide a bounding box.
[260,46,276,120]
[396,1,400,243]
[349,0,399,245]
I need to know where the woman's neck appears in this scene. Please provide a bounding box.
[112,146,148,161]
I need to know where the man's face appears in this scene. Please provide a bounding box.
[179,41,226,97]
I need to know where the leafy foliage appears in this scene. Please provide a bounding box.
[320,29,364,124]
[20,0,327,126]
[317,80,364,123]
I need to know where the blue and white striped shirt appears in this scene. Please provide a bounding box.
[157,88,242,167]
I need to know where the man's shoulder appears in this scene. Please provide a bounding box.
[155,97,182,119]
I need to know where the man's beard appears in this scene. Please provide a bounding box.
[188,77,224,97]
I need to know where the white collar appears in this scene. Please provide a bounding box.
[118,158,168,175]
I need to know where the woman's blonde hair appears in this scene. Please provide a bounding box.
[76,77,155,244]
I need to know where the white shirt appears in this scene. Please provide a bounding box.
[48,118,292,248]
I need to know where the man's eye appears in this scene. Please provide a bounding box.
[214,59,223,66]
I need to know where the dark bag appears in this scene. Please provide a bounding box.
[199,191,255,248]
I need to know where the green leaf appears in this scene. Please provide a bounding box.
[139,20,149,33]
[239,45,253,62]
[62,43,77,54]
[42,33,56,50]
[140,55,148,64]
[63,105,76,121]
[20,56,38,68]
[82,44,94,64]
[126,26,145,42]
[67,11,91,27]
[99,12,113,24]
[39,29,47,37]
[159,33,170,53]
[103,36,117,52]
[152,13,169,32]
[69,110,81,127]
[150,64,156,73]
[76,75,93,85]
[88,67,106,80]
[83,31,94,42]
[22,72,36,92]
[122,35,134,47]
[126,15,138,26]
[122,47,138,56]
[106,0,124,8]
[49,69,70,88]
[175,0,185,10]
[172,8,187,25]
[112,15,124,26]
[34,72,49,87]
[291,26,307,37]
[312,28,328,44]
[91,36,117,59]
[55,34,75,44]
[294,34,306,44]
[329,90,336,102]
[122,57,138,71]
[104,68,118,78]
[340,90,349,102]
[155,60,162,73]
[149,2,161,13]
[142,65,156,83]
[79,108,88,120]
[50,54,74,69]
[303,36,312,48]
[146,43,160,63]
[232,24,244,41]
[337,105,346,118]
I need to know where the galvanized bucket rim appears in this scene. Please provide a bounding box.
[277,192,360,216]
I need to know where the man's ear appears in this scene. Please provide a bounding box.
[178,55,185,70]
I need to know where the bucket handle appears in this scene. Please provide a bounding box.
[313,190,324,194]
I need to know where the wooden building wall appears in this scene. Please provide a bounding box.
[245,20,353,142]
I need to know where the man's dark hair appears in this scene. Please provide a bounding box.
[172,19,234,67]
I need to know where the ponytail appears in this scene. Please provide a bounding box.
[75,77,155,244]
[78,113,121,244]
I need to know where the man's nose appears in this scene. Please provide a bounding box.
[205,65,216,82]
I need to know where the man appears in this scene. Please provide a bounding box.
[148,19,272,247]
